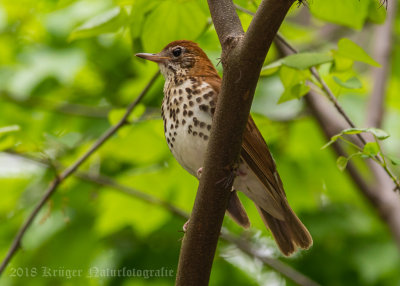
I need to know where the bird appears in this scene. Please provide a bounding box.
[136,40,312,256]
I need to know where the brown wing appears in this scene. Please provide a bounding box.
[204,75,286,202]
[204,75,313,254]
[241,117,286,200]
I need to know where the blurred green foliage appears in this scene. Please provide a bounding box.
[0,0,400,285]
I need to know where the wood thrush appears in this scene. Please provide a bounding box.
[136,40,312,256]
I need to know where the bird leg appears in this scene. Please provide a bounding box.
[196,167,203,179]
[199,163,247,191]
[183,219,190,232]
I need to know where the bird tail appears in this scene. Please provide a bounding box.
[256,203,312,256]
[226,190,250,228]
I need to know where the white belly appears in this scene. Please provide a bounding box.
[169,119,210,176]
[162,79,214,176]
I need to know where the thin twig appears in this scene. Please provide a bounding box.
[308,68,367,144]
[0,71,160,275]
[6,150,319,286]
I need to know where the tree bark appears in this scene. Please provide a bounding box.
[175,1,295,285]
[366,0,397,128]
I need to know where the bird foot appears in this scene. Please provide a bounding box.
[183,219,190,232]
[216,173,236,190]
[216,164,238,190]
[196,167,203,179]
[216,163,247,190]
[198,164,245,189]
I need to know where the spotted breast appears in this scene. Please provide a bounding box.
[161,77,216,177]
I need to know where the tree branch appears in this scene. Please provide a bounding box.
[207,0,244,51]
[305,90,400,251]
[0,71,160,275]
[366,0,397,128]
[7,150,319,286]
[176,1,295,285]
[271,38,400,251]
[242,0,293,65]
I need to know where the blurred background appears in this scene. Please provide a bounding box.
[0,0,399,285]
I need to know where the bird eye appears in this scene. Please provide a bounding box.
[172,47,182,57]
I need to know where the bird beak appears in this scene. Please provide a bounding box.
[135,53,169,63]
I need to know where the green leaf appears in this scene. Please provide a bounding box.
[367,1,387,24]
[333,76,363,89]
[279,66,310,87]
[366,128,390,140]
[278,67,310,103]
[337,156,348,171]
[341,127,389,140]
[388,155,400,166]
[337,38,381,67]
[310,0,370,29]
[0,125,20,151]
[282,52,333,70]
[292,83,310,96]
[278,83,310,103]
[129,0,159,53]
[278,88,295,104]
[321,134,341,149]
[332,54,354,72]
[279,66,301,88]
[363,142,380,157]
[260,60,283,76]
[141,0,208,52]
[341,128,367,135]
[69,7,128,41]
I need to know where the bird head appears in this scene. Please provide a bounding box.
[136,40,218,81]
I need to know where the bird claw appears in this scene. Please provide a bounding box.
[216,173,235,190]
[216,166,237,190]
[196,167,203,179]
[215,163,247,190]
[183,219,190,232]
[198,164,245,189]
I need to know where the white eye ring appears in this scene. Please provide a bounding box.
[172,47,182,57]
